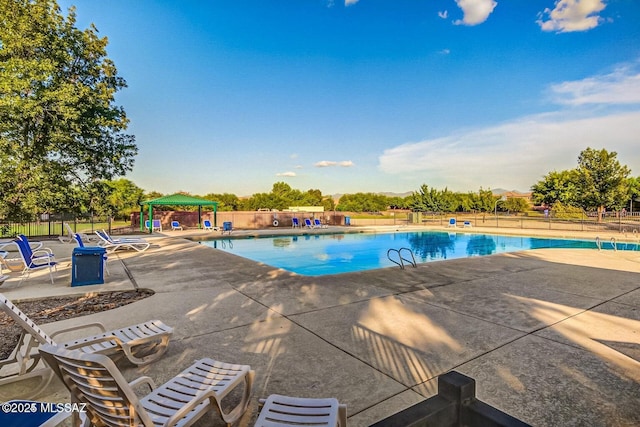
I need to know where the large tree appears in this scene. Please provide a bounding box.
[576,148,630,221]
[531,170,579,207]
[0,0,137,219]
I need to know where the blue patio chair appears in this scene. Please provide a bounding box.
[448,218,457,228]
[152,219,162,232]
[144,220,151,231]
[304,218,313,228]
[222,221,233,235]
[171,220,183,231]
[14,235,57,285]
[292,217,300,228]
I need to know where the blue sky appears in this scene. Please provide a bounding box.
[59,0,640,196]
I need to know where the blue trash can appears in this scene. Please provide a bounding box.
[71,247,106,286]
[344,216,351,226]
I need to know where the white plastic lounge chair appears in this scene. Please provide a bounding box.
[59,223,96,244]
[14,235,57,285]
[0,251,9,285]
[171,220,183,231]
[0,293,173,400]
[304,219,313,228]
[95,230,150,252]
[40,340,254,427]
[255,394,347,427]
[314,218,328,228]
[152,219,162,232]
[448,218,457,228]
[292,217,300,228]
[463,220,473,228]
[203,219,217,231]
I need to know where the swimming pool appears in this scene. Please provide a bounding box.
[201,231,638,276]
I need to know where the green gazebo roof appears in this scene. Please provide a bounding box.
[141,194,218,207]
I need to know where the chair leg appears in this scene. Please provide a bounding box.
[217,370,255,426]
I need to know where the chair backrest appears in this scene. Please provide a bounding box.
[14,235,33,265]
[73,233,85,248]
[39,342,153,427]
[292,218,299,226]
[223,222,232,231]
[64,223,75,237]
[449,218,456,225]
[203,220,212,227]
[95,230,114,244]
[304,219,312,226]
[171,221,180,228]
[152,219,161,228]
[314,219,321,226]
[0,293,55,346]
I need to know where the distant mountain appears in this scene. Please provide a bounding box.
[492,188,530,195]
[331,191,414,201]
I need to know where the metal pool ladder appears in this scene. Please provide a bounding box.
[387,247,417,269]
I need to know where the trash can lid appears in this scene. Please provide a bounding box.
[72,247,106,255]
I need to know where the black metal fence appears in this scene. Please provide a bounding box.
[0,213,130,239]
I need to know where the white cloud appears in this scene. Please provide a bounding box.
[453,0,497,26]
[378,111,640,191]
[439,49,451,55]
[315,160,337,167]
[537,0,607,33]
[315,160,354,167]
[378,62,640,191]
[438,10,448,19]
[549,65,640,106]
[276,171,297,177]
[345,0,359,6]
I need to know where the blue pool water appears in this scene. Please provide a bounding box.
[202,231,638,276]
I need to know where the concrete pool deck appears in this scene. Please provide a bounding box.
[1,225,639,426]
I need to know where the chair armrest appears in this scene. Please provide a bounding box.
[49,322,108,339]
[129,376,157,393]
[166,389,219,427]
[58,334,124,352]
[31,249,55,259]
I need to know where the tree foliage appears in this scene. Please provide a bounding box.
[576,147,630,216]
[336,192,389,212]
[0,0,137,219]
[531,170,579,207]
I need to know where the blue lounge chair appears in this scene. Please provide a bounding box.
[304,219,313,228]
[14,235,57,284]
[292,217,300,228]
[95,230,150,252]
[448,218,457,228]
[152,219,162,232]
[171,220,183,231]
[463,220,472,228]
[313,218,327,228]
[203,219,217,231]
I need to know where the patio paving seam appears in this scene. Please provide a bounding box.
[426,283,640,382]
[119,255,140,290]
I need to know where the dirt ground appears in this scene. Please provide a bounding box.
[0,289,154,359]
